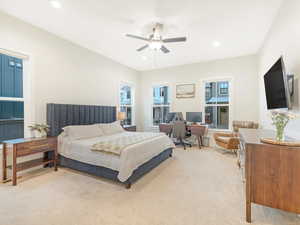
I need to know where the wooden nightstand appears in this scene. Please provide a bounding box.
[123,125,137,132]
[2,137,58,186]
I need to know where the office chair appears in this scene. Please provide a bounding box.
[172,121,192,150]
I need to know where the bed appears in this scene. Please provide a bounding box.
[47,103,174,188]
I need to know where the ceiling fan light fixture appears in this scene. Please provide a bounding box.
[125,23,186,54]
[149,40,162,50]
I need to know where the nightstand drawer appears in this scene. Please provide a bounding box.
[16,139,56,157]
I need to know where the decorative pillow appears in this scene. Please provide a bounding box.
[98,121,125,135]
[62,124,104,140]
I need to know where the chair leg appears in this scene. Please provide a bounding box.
[180,138,186,150]
[197,136,201,149]
[125,182,131,189]
[237,160,241,169]
[200,136,204,147]
[232,149,238,156]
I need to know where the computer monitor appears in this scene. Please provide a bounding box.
[166,112,176,123]
[166,112,184,123]
[186,112,202,123]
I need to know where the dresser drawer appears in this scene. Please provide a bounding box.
[16,139,56,157]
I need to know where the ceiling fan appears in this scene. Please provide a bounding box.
[126,23,187,53]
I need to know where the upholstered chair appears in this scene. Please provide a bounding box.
[159,123,173,137]
[214,121,259,154]
[189,125,208,149]
[232,121,259,133]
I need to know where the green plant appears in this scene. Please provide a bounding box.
[28,124,50,134]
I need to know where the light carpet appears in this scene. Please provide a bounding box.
[0,147,299,225]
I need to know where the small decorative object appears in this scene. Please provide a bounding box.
[28,123,50,138]
[117,112,126,126]
[270,111,297,142]
[176,84,195,98]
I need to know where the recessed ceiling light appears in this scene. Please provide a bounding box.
[141,56,148,61]
[49,0,62,9]
[212,41,221,48]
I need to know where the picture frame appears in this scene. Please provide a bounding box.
[176,84,195,98]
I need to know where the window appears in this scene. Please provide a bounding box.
[120,84,133,125]
[219,82,229,95]
[204,80,230,129]
[152,85,170,126]
[0,53,24,141]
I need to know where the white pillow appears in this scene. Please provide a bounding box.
[62,124,104,140]
[98,121,125,135]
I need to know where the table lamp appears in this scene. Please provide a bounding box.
[117,112,126,126]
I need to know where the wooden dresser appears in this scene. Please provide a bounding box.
[239,129,300,223]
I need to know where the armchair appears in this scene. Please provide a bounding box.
[214,121,259,154]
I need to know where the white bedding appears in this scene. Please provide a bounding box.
[58,131,175,182]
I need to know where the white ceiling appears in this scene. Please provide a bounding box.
[0,0,283,71]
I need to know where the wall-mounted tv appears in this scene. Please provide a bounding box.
[264,57,291,110]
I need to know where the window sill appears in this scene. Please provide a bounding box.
[0,97,24,101]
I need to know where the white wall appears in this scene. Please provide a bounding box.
[258,0,300,139]
[0,11,140,135]
[140,55,259,131]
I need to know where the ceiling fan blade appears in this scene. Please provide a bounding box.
[163,37,187,43]
[126,34,149,41]
[161,45,170,53]
[137,45,149,51]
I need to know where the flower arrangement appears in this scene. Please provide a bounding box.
[270,111,297,142]
[28,123,50,138]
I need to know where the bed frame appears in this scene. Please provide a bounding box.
[47,103,173,188]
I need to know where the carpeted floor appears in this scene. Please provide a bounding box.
[0,147,299,225]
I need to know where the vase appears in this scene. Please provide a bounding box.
[275,126,285,142]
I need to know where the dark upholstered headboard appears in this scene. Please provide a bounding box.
[47,103,116,136]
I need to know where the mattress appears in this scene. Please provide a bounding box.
[59,136,121,171]
[58,131,175,182]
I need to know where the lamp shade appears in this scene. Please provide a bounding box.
[117,112,126,121]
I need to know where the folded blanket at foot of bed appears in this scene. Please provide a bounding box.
[91,132,164,155]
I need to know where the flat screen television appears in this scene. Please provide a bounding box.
[264,57,291,109]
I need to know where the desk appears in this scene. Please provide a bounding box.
[160,123,208,148]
